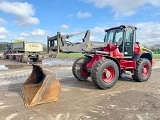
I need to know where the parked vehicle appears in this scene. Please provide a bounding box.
[3,41,43,63]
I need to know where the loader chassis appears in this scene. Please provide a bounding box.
[72,25,153,89]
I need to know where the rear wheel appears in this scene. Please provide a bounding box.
[9,55,14,60]
[19,56,22,62]
[72,57,91,81]
[91,59,119,89]
[16,55,19,61]
[132,58,151,82]
[3,51,8,59]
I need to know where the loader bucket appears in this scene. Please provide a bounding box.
[22,64,61,107]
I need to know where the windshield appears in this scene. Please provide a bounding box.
[104,29,123,44]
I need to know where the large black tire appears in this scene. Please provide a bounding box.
[72,57,91,81]
[132,58,152,82]
[18,56,22,62]
[91,59,119,89]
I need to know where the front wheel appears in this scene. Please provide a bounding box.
[91,59,119,89]
[132,58,152,82]
[72,57,91,81]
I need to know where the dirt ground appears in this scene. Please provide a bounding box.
[0,58,160,120]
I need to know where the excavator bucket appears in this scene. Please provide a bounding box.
[21,64,61,107]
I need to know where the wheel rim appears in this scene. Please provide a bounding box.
[102,66,115,83]
[80,63,89,76]
[142,64,149,77]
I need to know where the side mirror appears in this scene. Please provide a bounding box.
[135,42,140,45]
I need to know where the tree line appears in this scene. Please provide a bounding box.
[0,42,8,52]
[142,44,160,54]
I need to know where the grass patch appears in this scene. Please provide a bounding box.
[153,54,160,59]
[57,53,84,58]
[57,53,160,59]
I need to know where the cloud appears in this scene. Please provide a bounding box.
[19,32,30,37]
[135,22,160,45]
[76,11,92,18]
[0,1,39,26]
[0,18,7,25]
[0,26,10,39]
[19,29,47,40]
[90,27,105,35]
[89,26,106,41]
[60,24,69,29]
[31,29,47,36]
[83,0,160,17]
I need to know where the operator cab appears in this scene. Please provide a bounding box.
[104,25,137,58]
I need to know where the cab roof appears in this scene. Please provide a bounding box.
[105,25,137,32]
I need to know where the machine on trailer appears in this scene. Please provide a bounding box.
[3,41,43,63]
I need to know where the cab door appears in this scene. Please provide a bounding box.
[123,29,134,57]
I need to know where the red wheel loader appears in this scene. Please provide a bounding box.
[22,25,153,107]
[72,25,153,89]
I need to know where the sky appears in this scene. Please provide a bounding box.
[0,0,160,45]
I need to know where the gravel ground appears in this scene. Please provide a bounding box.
[0,58,160,120]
